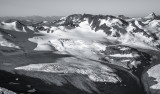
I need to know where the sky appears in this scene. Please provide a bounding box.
[0,0,160,17]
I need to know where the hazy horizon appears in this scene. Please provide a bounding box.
[0,0,160,17]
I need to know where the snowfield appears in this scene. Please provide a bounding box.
[0,32,19,48]
[0,21,20,32]
[15,57,121,83]
[14,56,121,93]
[108,53,139,58]
[147,64,160,90]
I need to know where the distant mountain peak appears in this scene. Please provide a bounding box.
[117,15,130,19]
[145,12,157,19]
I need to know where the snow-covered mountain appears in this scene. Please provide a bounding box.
[0,13,159,69]
[34,13,160,51]
[0,13,160,94]
[1,13,160,52]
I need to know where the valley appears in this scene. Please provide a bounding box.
[0,13,160,94]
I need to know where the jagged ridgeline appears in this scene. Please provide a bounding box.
[0,13,160,52]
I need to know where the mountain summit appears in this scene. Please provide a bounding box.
[145,12,157,19]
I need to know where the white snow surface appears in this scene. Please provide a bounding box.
[0,21,19,31]
[0,21,23,32]
[130,61,141,68]
[109,53,139,58]
[0,32,19,48]
[29,21,107,59]
[147,64,160,89]
[27,26,34,31]
[15,57,120,83]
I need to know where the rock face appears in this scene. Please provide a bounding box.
[0,13,160,94]
[102,45,152,74]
